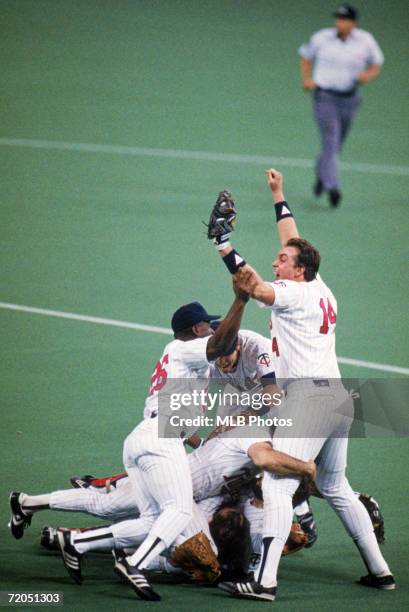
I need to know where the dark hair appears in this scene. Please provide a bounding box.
[210,500,251,580]
[286,238,320,281]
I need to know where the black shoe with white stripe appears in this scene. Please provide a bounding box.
[70,475,96,489]
[357,573,395,590]
[40,526,59,551]
[113,550,161,601]
[57,530,83,585]
[218,579,276,601]
[9,492,32,539]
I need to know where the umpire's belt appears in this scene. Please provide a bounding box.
[316,86,357,97]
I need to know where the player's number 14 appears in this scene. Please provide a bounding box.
[319,298,337,334]
[272,297,337,356]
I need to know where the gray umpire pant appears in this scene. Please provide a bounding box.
[313,88,361,190]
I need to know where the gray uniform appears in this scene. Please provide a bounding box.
[299,27,384,190]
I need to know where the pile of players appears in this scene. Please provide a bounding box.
[9,169,394,601]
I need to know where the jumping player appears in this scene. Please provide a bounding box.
[208,170,395,600]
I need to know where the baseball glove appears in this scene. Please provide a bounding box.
[359,493,385,544]
[206,190,237,243]
[282,522,308,556]
[170,531,221,583]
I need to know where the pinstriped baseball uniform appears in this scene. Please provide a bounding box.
[54,333,275,559]
[190,434,268,501]
[209,329,275,419]
[49,480,139,522]
[259,274,340,380]
[253,273,391,588]
[210,329,275,391]
[117,335,212,569]
[58,434,266,528]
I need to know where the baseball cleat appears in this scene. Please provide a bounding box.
[9,492,32,539]
[218,579,276,601]
[113,550,161,601]
[40,526,59,551]
[57,530,83,585]
[69,475,96,489]
[357,573,395,590]
[298,510,318,547]
[359,493,385,544]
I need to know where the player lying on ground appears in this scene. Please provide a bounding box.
[206,170,395,600]
[9,435,316,560]
[10,398,316,593]
[9,437,384,585]
[9,290,254,601]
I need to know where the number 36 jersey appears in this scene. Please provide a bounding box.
[258,274,341,380]
[143,336,211,419]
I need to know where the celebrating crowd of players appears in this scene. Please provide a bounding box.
[9,169,394,601]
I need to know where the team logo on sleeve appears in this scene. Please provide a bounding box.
[258,353,271,367]
[273,281,287,287]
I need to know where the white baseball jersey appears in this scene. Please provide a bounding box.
[190,433,270,501]
[144,336,211,419]
[258,274,341,379]
[210,330,276,393]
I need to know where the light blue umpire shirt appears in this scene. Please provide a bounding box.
[299,28,384,92]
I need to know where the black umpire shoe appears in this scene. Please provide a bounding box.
[359,493,385,544]
[218,579,277,601]
[57,530,83,585]
[357,573,396,590]
[298,510,318,548]
[69,475,96,489]
[329,188,342,207]
[313,178,324,197]
[9,492,32,539]
[113,550,161,601]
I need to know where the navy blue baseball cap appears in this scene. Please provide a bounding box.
[333,4,358,20]
[171,302,220,333]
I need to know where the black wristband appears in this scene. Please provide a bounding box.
[222,249,246,274]
[274,201,293,222]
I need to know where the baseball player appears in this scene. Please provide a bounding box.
[207,171,395,600]
[7,324,299,530]
[10,293,250,600]
[10,430,316,587]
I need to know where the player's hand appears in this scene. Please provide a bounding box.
[265,168,283,195]
[305,460,317,481]
[357,71,371,84]
[303,78,316,91]
[234,267,259,297]
[266,168,286,204]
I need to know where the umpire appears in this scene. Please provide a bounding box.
[299,4,384,206]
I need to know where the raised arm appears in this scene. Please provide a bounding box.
[206,281,248,361]
[206,171,302,307]
[265,169,300,245]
